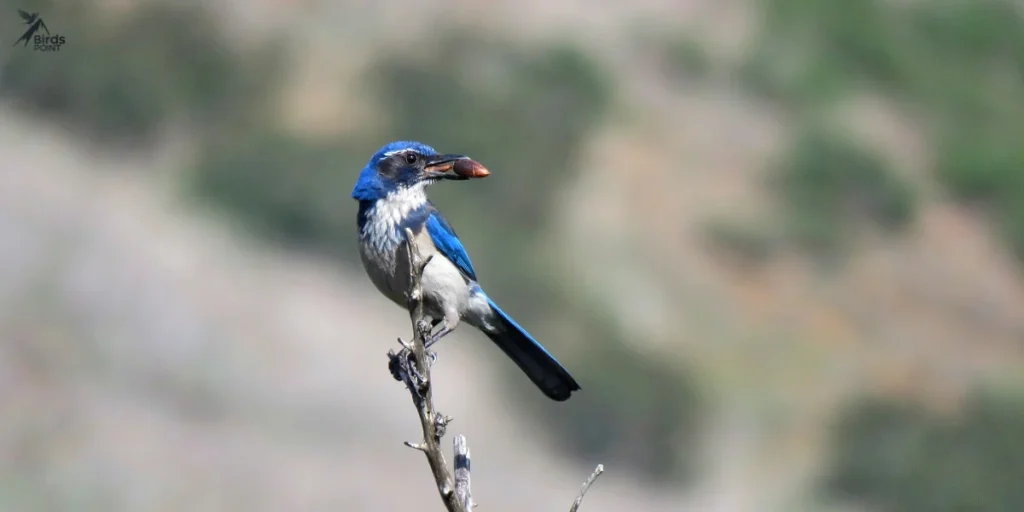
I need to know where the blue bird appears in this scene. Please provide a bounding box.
[352,141,580,401]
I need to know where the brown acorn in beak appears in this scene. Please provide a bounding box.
[453,158,490,178]
[425,154,491,181]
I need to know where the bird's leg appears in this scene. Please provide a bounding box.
[425,322,456,350]
[389,315,439,384]
[409,316,443,366]
[429,317,443,335]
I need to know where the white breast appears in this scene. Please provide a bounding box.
[359,184,428,306]
[360,184,428,270]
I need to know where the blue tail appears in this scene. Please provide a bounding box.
[484,299,580,401]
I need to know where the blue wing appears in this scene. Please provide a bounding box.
[424,206,478,281]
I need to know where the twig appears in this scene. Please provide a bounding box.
[386,229,471,512]
[569,465,604,512]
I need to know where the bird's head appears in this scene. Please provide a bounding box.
[351,141,489,201]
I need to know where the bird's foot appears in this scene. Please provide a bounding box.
[408,319,440,367]
[387,340,412,383]
[387,337,421,379]
[387,350,405,382]
[388,336,436,396]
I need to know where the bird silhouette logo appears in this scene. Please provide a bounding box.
[13,9,50,47]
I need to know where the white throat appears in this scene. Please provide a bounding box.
[361,182,428,251]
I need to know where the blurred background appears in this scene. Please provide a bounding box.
[1,0,1024,510]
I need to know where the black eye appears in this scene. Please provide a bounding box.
[405,153,418,165]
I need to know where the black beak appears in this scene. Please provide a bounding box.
[424,154,491,181]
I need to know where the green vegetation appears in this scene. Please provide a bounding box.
[737,1,1024,503]
[661,36,714,83]
[702,216,780,267]
[734,0,1024,266]
[772,127,916,262]
[825,390,1024,511]
[186,128,368,257]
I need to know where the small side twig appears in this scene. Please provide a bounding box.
[568,465,604,512]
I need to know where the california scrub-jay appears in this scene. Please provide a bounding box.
[351,141,580,401]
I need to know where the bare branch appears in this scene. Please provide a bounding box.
[385,229,471,512]
[568,465,604,512]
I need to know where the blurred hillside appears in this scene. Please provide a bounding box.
[2,0,1024,511]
